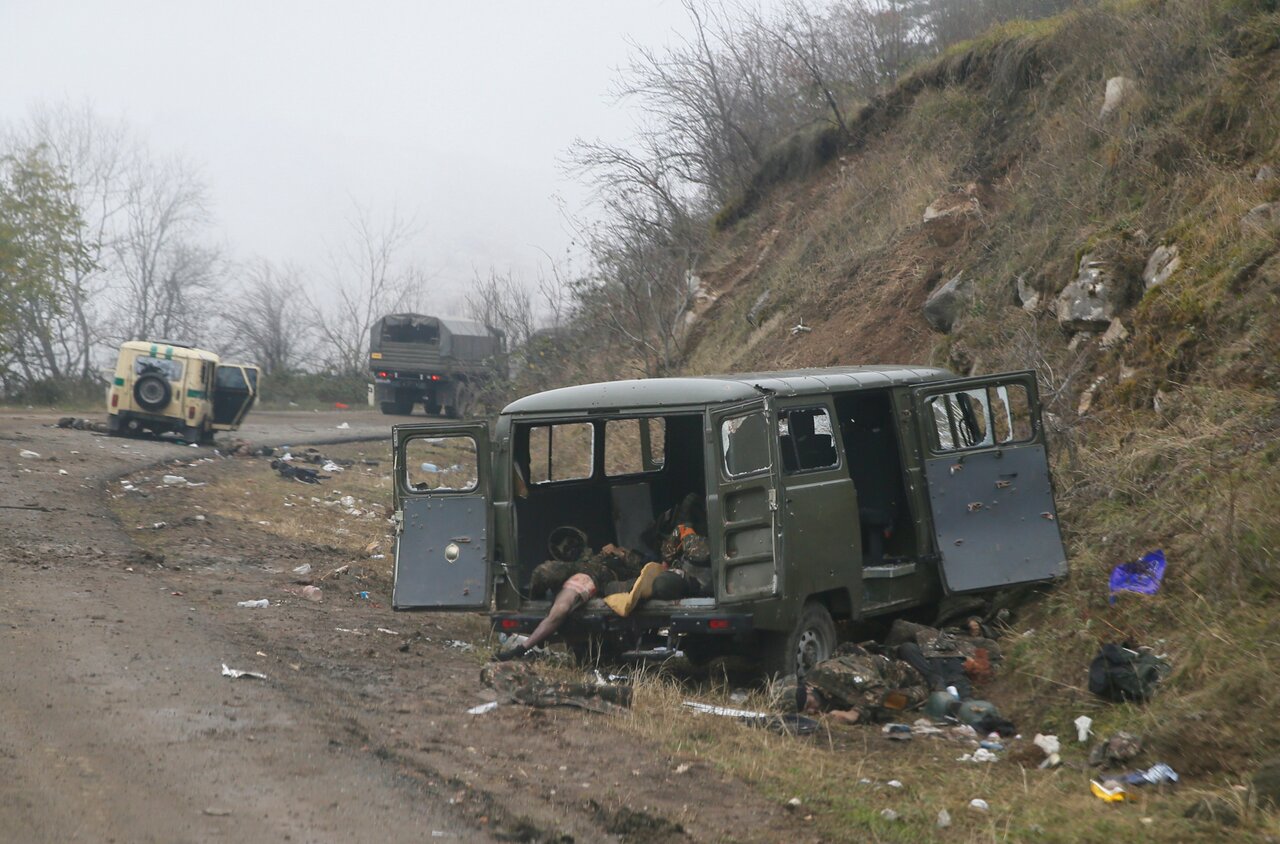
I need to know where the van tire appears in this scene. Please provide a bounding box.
[762,601,836,678]
[134,374,171,411]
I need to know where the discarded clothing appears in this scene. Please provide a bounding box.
[1090,732,1144,768]
[480,661,631,713]
[1120,763,1178,786]
[603,562,666,617]
[792,645,928,723]
[270,459,329,484]
[1088,643,1171,703]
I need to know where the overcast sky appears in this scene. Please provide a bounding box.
[0,0,708,312]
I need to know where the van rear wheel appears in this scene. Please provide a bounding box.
[762,601,836,678]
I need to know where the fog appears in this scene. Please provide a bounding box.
[1,0,703,307]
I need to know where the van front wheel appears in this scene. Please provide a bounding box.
[762,601,836,678]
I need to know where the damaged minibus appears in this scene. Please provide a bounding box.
[390,366,1067,676]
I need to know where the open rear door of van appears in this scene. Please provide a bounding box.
[210,364,258,429]
[392,422,492,610]
[707,397,784,602]
[910,371,1066,593]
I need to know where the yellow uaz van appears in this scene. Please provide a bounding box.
[107,341,260,443]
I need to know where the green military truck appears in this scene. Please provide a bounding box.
[388,365,1068,676]
[369,313,504,417]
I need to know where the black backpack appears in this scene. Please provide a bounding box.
[1088,643,1170,703]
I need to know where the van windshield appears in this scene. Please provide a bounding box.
[134,356,184,381]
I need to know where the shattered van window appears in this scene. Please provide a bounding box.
[406,435,478,492]
[722,412,770,477]
[605,418,665,476]
[778,407,838,473]
[134,356,184,381]
[927,390,991,451]
[528,423,594,484]
[989,384,1033,443]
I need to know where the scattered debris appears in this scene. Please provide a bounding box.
[1090,780,1128,803]
[19,449,41,459]
[1121,763,1178,786]
[221,664,267,680]
[237,599,270,608]
[879,809,899,822]
[162,474,188,485]
[336,422,350,429]
[969,798,990,812]
[1090,732,1144,768]
[467,701,499,715]
[936,809,952,829]
[376,628,400,636]
[301,585,323,602]
[270,460,330,484]
[292,563,312,576]
[445,640,475,651]
[785,797,802,811]
[1109,549,1166,600]
[56,416,109,432]
[1074,715,1093,743]
[957,748,999,763]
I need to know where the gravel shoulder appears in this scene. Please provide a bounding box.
[1,409,803,843]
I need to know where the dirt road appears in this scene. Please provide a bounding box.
[1,410,802,844]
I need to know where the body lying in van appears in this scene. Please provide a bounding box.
[391,365,1067,675]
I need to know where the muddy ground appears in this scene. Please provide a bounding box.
[0,409,808,844]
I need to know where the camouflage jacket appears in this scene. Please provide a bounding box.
[805,651,928,720]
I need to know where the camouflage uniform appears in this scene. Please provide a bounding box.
[527,548,646,599]
[804,646,928,722]
[480,661,632,712]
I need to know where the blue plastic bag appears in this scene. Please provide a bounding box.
[1109,549,1166,601]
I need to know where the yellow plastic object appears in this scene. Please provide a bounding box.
[603,562,665,617]
[1090,780,1128,803]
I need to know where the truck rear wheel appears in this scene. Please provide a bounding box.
[761,601,836,678]
[380,399,413,416]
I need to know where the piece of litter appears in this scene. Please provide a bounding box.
[1034,734,1061,755]
[377,628,401,635]
[683,700,770,719]
[221,664,267,680]
[445,640,475,651]
[729,689,748,704]
[58,469,69,475]
[301,585,322,601]
[292,563,312,575]
[335,627,366,635]
[674,763,691,774]
[19,449,41,459]
[937,809,952,829]
[959,748,998,763]
[887,780,903,788]
[1090,779,1128,802]
[1074,715,1093,743]
[322,461,344,472]
[237,599,270,608]
[785,798,802,810]
[880,809,899,822]
[336,422,350,429]
[162,474,187,485]
[969,798,990,812]
[203,807,232,817]
[467,701,499,715]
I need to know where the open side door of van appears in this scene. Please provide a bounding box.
[910,370,1066,593]
[707,397,784,603]
[211,364,258,429]
[392,422,492,610]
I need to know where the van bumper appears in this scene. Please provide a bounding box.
[490,610,753,637]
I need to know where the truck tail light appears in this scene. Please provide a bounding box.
[111,393,118,408]
[708,618,730,630]
[430,375,440,381]
[378,371,388,378]
[499,618,520,630]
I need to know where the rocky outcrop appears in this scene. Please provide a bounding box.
[923,272,970,333]
[1242,202,1279,231]
[1099,76,1138,119]
[923,188,983,246]
[1256,164,1276,183]
[1015,275,1040,312]
[1056,253,1126,331]
[1142,243,1180,290]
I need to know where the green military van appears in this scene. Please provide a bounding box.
[390,366,1067,675]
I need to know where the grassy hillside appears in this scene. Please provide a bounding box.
[683,0,1280,836]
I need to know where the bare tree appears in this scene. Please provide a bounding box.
[310,202,419,374]
[112,151,218,343]
[220,259,307,374]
